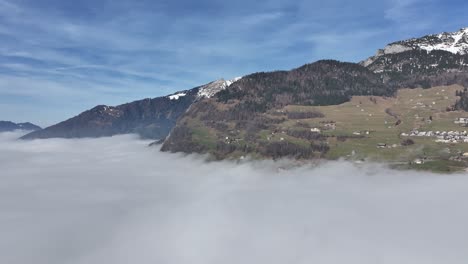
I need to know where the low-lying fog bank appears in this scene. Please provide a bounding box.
[1,131,468,264]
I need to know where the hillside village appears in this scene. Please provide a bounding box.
[400,117,468,143]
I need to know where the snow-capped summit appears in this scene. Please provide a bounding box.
[197,77,242,99]
[400,27,468,55]
[362,27,468,67]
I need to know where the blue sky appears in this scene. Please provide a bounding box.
[0,0,467,125]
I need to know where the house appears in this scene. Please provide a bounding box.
[323,122,336,130]
[310,128,321,133]
[454,118,468,124]
[377,143,387,148]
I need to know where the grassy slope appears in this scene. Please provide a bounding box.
[179,84,468,172]
[280,85,468,172]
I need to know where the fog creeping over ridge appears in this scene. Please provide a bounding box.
[1,131,468,264]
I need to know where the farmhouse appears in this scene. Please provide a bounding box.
[323,122,336,130]
[454,117,468,125]
[377,143,387,148]
[310,128,321,133]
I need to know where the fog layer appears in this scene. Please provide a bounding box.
[1,131,468,264]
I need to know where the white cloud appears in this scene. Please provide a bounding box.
[241,12,285,26]
[384,0,435,30]
[1,132,468,264]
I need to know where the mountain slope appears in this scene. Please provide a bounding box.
[21,78,240,140]
[365,49,468,89]
[361,27,468,110]
[161,27,468,165]
[361,28,468,90]
[217,60,390,108]
[0,121,41,132]
[161,60,391,156]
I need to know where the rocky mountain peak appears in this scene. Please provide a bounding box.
[400,27,468,54]
[362,27,468,67]
[196,77,242,99]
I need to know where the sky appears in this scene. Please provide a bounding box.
[0,0,467,126]
[2,131,468,264]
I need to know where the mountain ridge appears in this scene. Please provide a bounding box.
[19,26,468,172]
[362,27,468,67]
[0,121,41,132]
[20,77,241,140]
[159,27,468,171]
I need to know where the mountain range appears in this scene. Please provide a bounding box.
[21,78,240,140]
[17,27,468,170]
[0,121,41,132]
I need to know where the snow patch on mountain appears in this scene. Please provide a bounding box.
[414,28,468,55]
[197,77,242,99]
[168,93,187,100]
[362,27,468,67]
[94,105,123,117]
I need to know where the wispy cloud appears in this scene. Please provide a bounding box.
[0,0,467,124]
[384,0,435,31]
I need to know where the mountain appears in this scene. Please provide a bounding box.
[362,27,468,67]
[19,26,468,171]
[361,28,468,90]
[216,60,390,108]
[21,78,241,140]
[160,27,468,171]
[360,27,468,110]
[0,121,41,132]
[161,60,391,155]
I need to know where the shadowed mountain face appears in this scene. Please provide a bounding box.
[20,78,240,140]
[216,60,391,109]
[21,89,199,140]
[0,121,41,132]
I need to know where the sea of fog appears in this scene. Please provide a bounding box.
[1,131,468,264]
